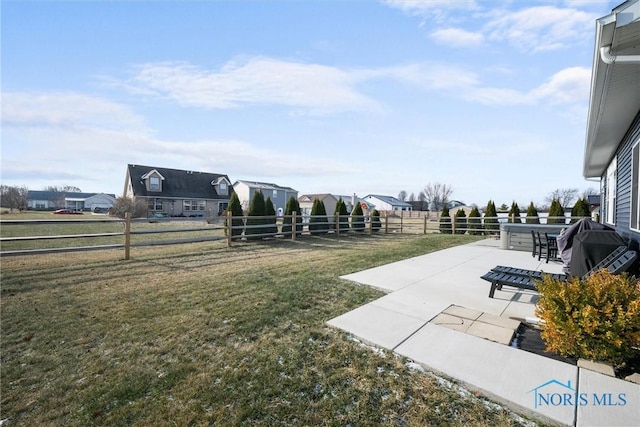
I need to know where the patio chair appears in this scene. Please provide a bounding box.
[530,230,540,258]
[480,246,637,298]
[544,232,559,263]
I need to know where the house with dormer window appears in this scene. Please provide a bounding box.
[124,164,233,217]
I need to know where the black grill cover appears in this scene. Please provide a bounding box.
[569,230,627,277]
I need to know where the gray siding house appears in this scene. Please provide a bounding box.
[27,191,116,211]
[232,180,297,214]
[124,164,233,217]
[583,0,640,247]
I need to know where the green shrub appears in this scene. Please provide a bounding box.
[525,202,540,224]
[309,199,329,234]
[224,192,245,237]
[371,209,381,232]
[282,196,302,236]
[547,199,565,224]
[483,200,498,234]
[351,203,365,232]
[508,201,522,223]
[454,208,466,234]
[264,197,278,236]
[467,206,483,235]
[245,190,266,239]
[536,269,640,366]
[439,205,451,234]
[334,198,350,234]
[571,198,590,223]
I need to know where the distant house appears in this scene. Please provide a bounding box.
[27,191,116,211]
[583,0,639,247]
[124,164,232,217]
[232,180,298,214]
[363,194,413,212]
[298,194,339,217]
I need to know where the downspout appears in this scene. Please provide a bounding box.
[599,45,640,64]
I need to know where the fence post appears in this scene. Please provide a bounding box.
[226,211,232,247]
[384,212,388,234]
[424,216,427,234]
[369,213,373,235]
[451,215,456,234]
[400,211,404,234]
[124,212,131,260]
[336,214,340,235]
[292,212,297,241]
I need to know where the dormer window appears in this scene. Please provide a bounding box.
[212,177,229,195]
[142,169,165,192]
[150,177,161,191]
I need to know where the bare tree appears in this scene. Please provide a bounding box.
[545,188,579,209]
[408,192,416,202]
[44,185,82,193]
[397,190,407,201]
[0,185,29,212]
[422,182,453,211]
[582,187,598,198]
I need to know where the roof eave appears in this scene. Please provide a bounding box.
[583,0,640,179]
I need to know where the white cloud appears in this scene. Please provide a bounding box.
[125,57,381,115]
[464,66,591,106]
[1,91,146,129]
[530,66,591,104]
[383,0,481,23]
[484,6,596,52]
[429,28,484,47]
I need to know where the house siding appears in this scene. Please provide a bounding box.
[603,111,640,247]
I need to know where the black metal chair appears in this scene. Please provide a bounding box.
[536,232,546,261]
[530,230,540,258]
[544,233,558,263]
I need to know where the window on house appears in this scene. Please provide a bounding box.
[148,200,163,211]
[273,190,278,199]
[150,176,161,191]
[219,182,228,195]
[183,200,191,211]
[631,141,639,231]
[605,156,617,225]
[199,201,206,211]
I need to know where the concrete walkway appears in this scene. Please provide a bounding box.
[328,239,639,426]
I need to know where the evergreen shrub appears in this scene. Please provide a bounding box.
[483,200,499,234]
[334,198,350,234]
[439,205,452,234]
[282,196,302,236]
[264,197,278,236]
[467,206,483,235]
[309,199,329,234]
[245,190,266,239]
[371,209,381,232]
[536,270,640,366]
[454,208,466,234]
[508,201,522,223]
[351,203,365,232]
[224,192,245,237]
[525,202,540,224]
[547,199,565,224]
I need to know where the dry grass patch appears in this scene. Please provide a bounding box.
[2,234,537,426]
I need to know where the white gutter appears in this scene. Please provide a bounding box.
[599,45,640,64]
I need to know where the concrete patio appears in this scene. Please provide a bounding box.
[328,238,639,426]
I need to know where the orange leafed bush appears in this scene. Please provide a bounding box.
[535,269,640,366]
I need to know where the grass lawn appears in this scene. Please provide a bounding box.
[1,233,538,426]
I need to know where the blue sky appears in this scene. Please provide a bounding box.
[1,0,617,207]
